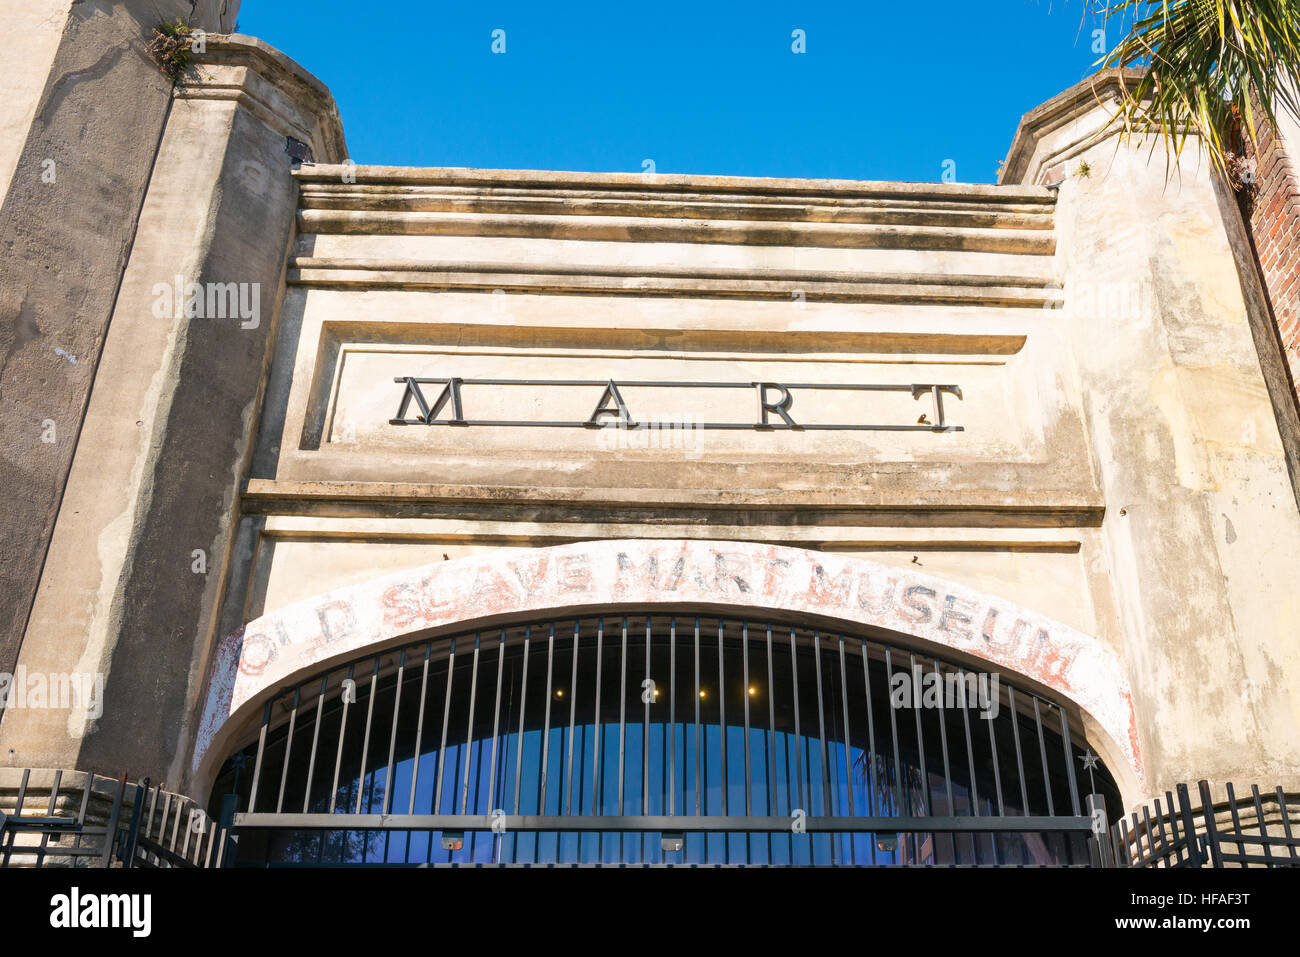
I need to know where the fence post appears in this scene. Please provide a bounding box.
[118,778,148,868]
[99,773,128,868]
[1086,793,1112,867]
[1195,780,1221,868]
[217,792,240,868]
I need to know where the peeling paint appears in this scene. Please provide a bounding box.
[193,539,1145,788]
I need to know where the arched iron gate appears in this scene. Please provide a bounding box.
[210,612,1120,866]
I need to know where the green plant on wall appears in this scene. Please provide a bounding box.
[147,18,194,83]
[1095,1,1300,181]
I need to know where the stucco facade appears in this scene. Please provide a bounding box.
[1,30,1298,830]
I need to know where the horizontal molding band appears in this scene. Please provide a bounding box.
[289,256,1058,288]
[241,479,1105,526]
[297,188,1055,229]
[293,164,1058,205]
[297,209,1057,254]
[256,514,1084,551]
[287,263,1062,306]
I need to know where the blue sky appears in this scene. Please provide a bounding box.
[238,1,1114,184]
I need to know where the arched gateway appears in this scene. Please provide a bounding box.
[196,540,1140,866]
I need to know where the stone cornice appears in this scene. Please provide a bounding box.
[182,33,348,163]
[297,163,1056,202]
[241,478,1104,525]
[999,69,1146,186]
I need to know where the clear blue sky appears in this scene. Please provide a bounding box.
[238,1,1113,184]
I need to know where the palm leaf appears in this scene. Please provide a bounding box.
[1092,1,1300,179]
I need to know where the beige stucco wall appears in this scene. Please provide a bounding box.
[0,1,72,203]
[3,35,1297,812]
[214,102,1300,802]
[199,162,1153,795]
[1002,74,1300,797]
[0,34,343,786]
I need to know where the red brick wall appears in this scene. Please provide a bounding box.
[1244,100,1300,412]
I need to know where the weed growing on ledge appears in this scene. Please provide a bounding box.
[147,19,194,83]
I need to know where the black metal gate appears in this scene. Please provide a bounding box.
[211,611,1119,866]
[0,769,214,868]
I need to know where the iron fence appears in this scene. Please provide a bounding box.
[0,769,213,868]
[1106,779,1300,868]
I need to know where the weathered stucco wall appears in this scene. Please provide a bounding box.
[0,1,239,681]
[189,162,1148,798]
[0,34,343,786]
[4,35,1298,813]
[1002,74,1300,796]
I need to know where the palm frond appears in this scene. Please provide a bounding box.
[1093,0,1300,179]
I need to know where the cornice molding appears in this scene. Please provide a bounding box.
[183,33,348,163]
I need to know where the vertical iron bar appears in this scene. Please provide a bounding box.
[1277,787,1298,863]
[1056,704,1081,815]
[908,653,929,818]
[986,688,1005,816]
[694,617,701,817]
[538,624,556,813]
[1110,812,1126,867]
[766,624,777,816]
[743,622,753,816]
[861,642,878,820]
[355,658,380,815]
[35,770,62,867]
[276,688,300,814]
[512,629,530,815]
[933,662,955,861]
[303,676,328,814]
[565,622,580,815]
[1197,780,1223,867]
[618,617,628,815]
[1161,790,1182,864]
[644,618,652,816]
[884,648,904,815]
[1032,696,1054,816]
[99,775,127,868]
[2,770,30,866]
[591,619,604,813]
[813,632,832,817]
[407,644,432,815]
[143,779,156,841]
[1140,805,1156,865]
[460,634,482,814]
[382,651,406,815]
[669,618,677,816]
[958,668,980,861]
[1007,687,1030,814]
[718,619,728,817]
[791,627,805,814]
[488,630,506,815]
[1251,784,1274,864]
[249,701,272,813]
[434,641,456,815]
[838,637,855,818]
